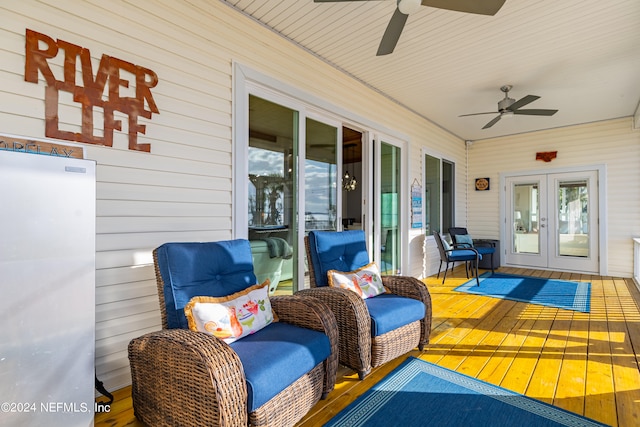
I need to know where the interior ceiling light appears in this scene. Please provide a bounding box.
[343,145,358,191]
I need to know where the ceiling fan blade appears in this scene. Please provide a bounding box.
[421,0,506,16]
[513,109,558,116]
[459,112,496,117]
[482,115,502,129]
[377,8,409,56]
[508,95,540,111]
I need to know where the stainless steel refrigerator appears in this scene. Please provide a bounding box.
[0,149,96,426]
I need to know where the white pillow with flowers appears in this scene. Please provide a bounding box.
[327,262,385,299]
[184,281,275,344]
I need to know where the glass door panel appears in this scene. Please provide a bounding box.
[505,175,547,268]
[248,95,297,295]
[380,142,401,275]
[556,179,589,257]
[548,170,598,272]
[302,117,340,288]
[424,154,440,235]
[305,118,338,233]
[513,182,540,255]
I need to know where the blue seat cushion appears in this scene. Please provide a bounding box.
[475,246,495,256]
[229,322,331,412]
[365,294,425,337]
[155,240,258,329]
[448,249,482,262]
[308,230,370,287]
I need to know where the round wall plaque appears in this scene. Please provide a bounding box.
[475,178,490,191]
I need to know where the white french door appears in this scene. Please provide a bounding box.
[505,170,599,273]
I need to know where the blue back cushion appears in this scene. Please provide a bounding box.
[155,240,258,329]
[308,230,370,287]
[455,234,474,246]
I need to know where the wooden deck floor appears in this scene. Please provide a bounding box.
[95,267,640,427]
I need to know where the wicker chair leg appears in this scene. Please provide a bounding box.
[358,368,371,380]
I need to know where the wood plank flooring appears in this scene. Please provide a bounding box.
[95,267,640,427]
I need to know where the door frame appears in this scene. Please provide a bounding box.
[504,174,548,269]
[371,134,409,274]
[500,164,607,275]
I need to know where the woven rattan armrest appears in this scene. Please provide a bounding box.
[296,286,372,377]
[381,276,433,349]
[128,328,247,427]
[270,295,339,397]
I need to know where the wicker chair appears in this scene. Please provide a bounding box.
[128,240,339,427]
[296,230,432,379]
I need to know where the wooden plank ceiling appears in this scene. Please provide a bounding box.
[222,0,640,141]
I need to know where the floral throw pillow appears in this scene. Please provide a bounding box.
[184,280,275,344]
[328,262,385,299]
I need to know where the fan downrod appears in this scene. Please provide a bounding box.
[498,85,515,112]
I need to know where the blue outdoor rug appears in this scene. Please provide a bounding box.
[454,272,591,313]
[324,357,607,427]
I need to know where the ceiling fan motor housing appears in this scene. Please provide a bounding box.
[498,97,516,112]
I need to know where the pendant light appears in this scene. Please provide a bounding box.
[342,144,357,192]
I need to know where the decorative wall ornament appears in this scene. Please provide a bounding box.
[475,177,490,191]
[410,179,422,228]
[24,29,159,152]
[536,151,557,162]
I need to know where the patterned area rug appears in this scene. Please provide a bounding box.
[454,272,591,312]
[324,357,606,426]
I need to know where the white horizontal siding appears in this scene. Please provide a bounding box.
[467,118,640,277]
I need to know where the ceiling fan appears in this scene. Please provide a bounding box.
[460,85,559,129]
[314,0,506,55]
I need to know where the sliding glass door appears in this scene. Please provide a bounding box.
[248,95,297,295]
[377,139,403,275]
[304,117,339,233]
[247,94,345,293]
[242,88,409,290]
[302,116,340,287]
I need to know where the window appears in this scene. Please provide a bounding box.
[424,153,454,234]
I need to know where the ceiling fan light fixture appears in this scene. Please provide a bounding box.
[502,111,515,118]
[398,0,421,15]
